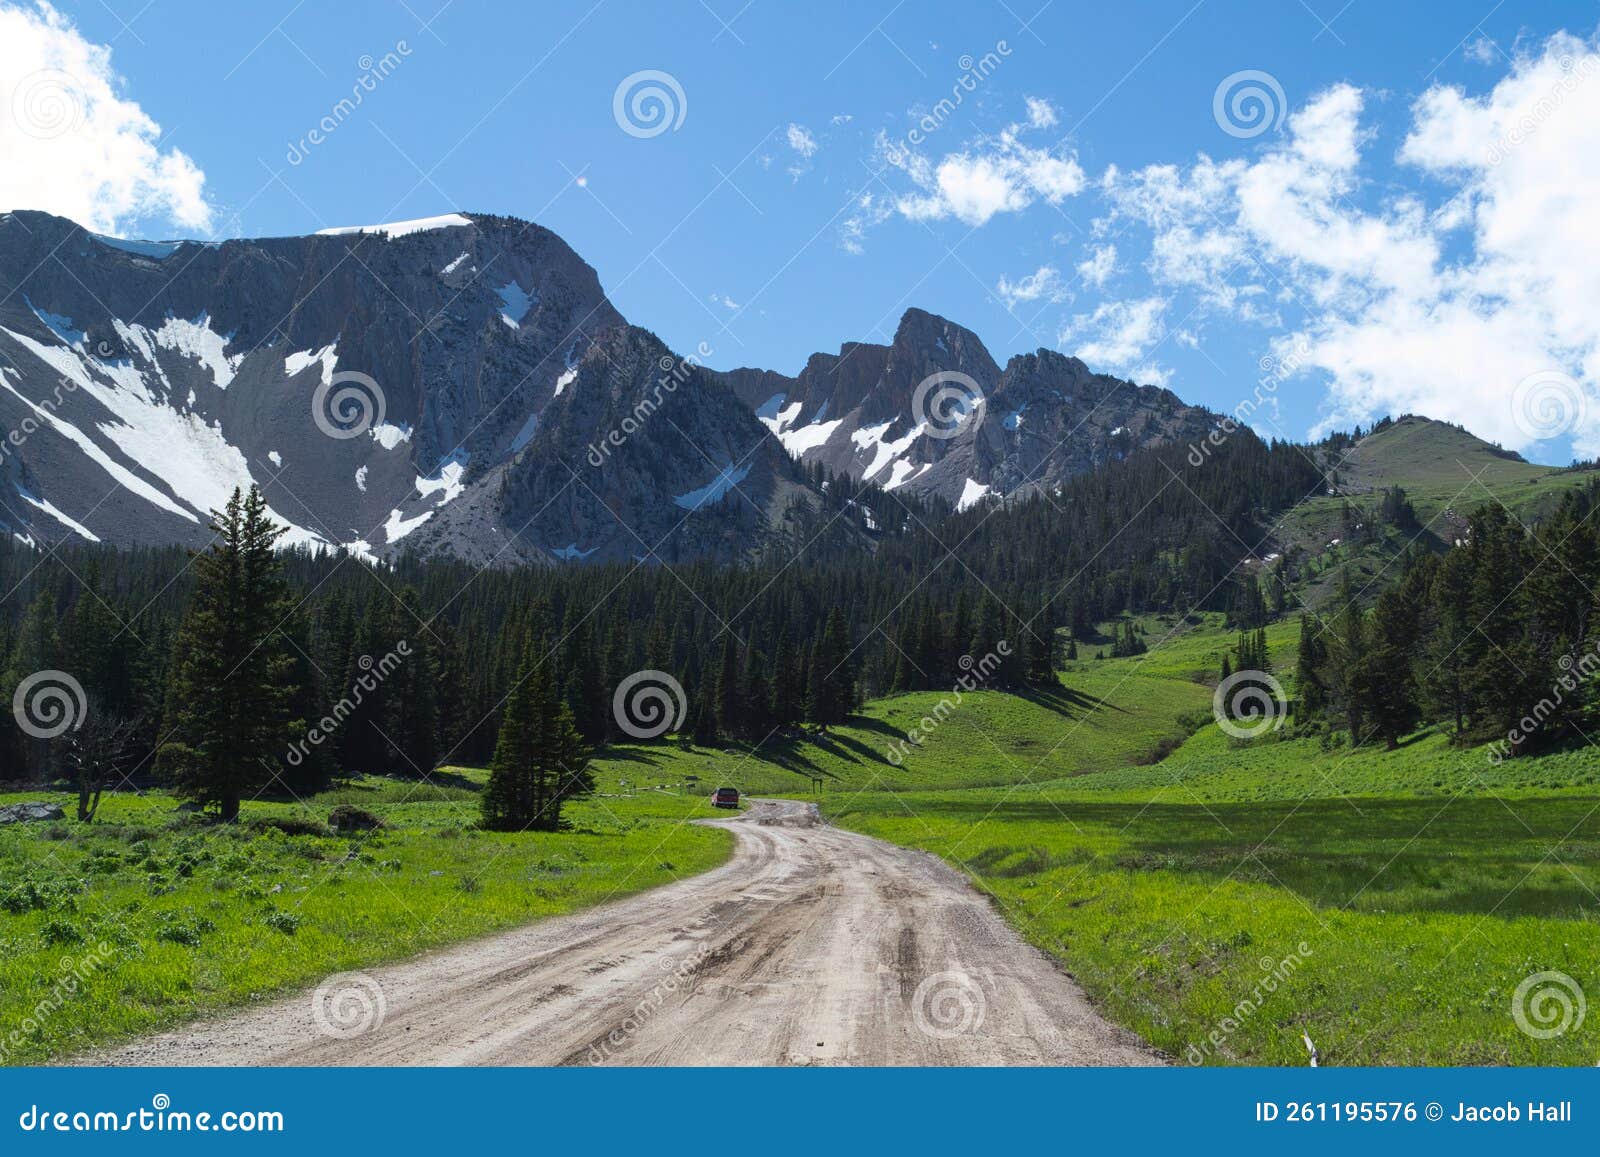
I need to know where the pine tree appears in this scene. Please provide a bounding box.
[481,647,591,831]
[159,488,296,820]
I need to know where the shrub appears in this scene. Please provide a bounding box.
[262,910,302,935]
[39,918,84,945]
[1,876,79,914]
[328,805,385,834]
[247,815,327,837]
[154,912,216,947]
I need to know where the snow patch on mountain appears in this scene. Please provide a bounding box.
[27,300,84,345]
[285,344,337,385]
[883,459,931,491]
[416,455,467,506]
[673,462,751,511]
[956,478,991,512]
[91,234,184,260]
[496,281,533,328]
[151,314,239,389]
[383,505,433,543]
[852,418,926,481]
[370,422,412,450]
[18,488,99,542]
[0,356,197,521]
[757,397,803,436]
[554,366,578,396]
[779,417,842,457]
[315,213,474,239]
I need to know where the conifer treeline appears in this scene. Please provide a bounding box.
[1295,481,1600,755]
[0,433,1323,786]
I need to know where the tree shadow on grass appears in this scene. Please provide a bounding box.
[896,794,1600,919]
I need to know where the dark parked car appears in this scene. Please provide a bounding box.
[711,787,740,809]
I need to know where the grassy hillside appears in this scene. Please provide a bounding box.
[1272,416,1596,609]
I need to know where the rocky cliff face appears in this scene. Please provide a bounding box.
[0,209,1221,563]
[0,210,804,564]
[711,307,1217,512]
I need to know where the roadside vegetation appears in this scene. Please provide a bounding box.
[0,774,729,1064]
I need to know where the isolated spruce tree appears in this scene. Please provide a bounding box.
[160,487,296,820]
[481,650,591,832]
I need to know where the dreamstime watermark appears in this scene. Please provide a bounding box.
[0,375,80,467]
[311,971,387,1039]
[17,1094,284,1135]
[1510,369,1589,443]
[1187,337,1309,467]
[612,669,687,739]
[586,343,713,467]
[1185,941,1313,1064]
[284,642,410,767]
[12,669,86,740]
[311,370,386,440]
[1488,53,1600,166]
[10,68,83,140]
[1212,668,1287,740]
[911,370,985,441]
[286,42,413,165]
[880,40,1012,165]
[886,644,1011,766]
[584,942,713,1063]
[0,943,116,1065]
[1487,641,1600,764]
[910,970,988,1039]
[1213,70,1287,139]
[612,70,687,138]
[1511,970,1586,1039]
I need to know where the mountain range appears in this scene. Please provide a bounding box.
[0,209,1221,564]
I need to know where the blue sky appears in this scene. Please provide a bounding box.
[7,0,1600,463]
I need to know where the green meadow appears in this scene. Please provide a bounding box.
[0,775,730,1064]
[4,609,1597,1066]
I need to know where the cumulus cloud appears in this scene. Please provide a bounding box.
[1100,35,1600,456]
[1061,296,1169,382]
[1076,243,1117,288]
[0,1,213,235]
[892,132,1085,227]
[840,99,1086,250]
[996,264,1069,309]
[1024,96,1058,129]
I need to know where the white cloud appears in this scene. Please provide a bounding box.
[785,122,818,157]
[893,129,1086,226]
[996,265,1069,309]
[1024,96,1059,129]
[0,1,213,235]
[1098,51,1600,453]
[1076,243,1117,287]
[1061,296,1168,380]
[1464,36,1500,66]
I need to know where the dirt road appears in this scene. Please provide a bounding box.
[90,800,1160,1066]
